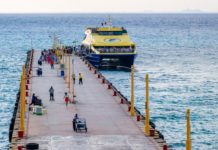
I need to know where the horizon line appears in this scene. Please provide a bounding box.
[0,11,218,14]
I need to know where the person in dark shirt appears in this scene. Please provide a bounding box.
[72,114,78,131]
[49,86,54,101]
[29,93,37,105]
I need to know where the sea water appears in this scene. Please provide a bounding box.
[0,14,218,149]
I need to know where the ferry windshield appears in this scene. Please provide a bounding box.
[98,31,127,35]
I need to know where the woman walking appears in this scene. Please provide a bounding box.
[64,92,70,107]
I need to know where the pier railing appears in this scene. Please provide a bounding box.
[9,49,34,150]
[80,55,169,149]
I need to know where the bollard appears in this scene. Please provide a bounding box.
[150,128,155,136]
[107,84,111,89]
[26,91,28,97]
[137,115,141,121]
[97,74,101,78]
[94,70,97,74]
[85,61,87,64]
[18,130,24,138]
[163,144,168,150]
[89,67,92,71]
[27,80,30,84]
[113,91,117,96]
[128,106,131,112]
[17,145,23,150]
[27,75,30,80]
[120,98,124,104]
[26,85,29,90]
[102,78,105,84]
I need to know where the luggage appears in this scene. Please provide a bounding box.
[38,59,42,65]
[37,68,42,76]
[34,106,43,115]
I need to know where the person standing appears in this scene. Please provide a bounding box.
[72,114,78,131]
[47,54,51,64]
[49,86,54,101]
[64,92,70,106]
[79,73,83,85]
[50,60,54,69]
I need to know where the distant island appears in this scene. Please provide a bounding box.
[181,9,204,13]
[141,9,218,14]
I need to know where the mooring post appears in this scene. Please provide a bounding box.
[186,109,191,150]
[145,74,150,136]
[130,65,135,117]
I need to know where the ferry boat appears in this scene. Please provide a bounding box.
[81,17,137,68]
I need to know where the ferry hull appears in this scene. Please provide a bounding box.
[86,53,136,68]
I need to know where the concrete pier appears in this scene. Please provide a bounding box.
[13,50,162,150]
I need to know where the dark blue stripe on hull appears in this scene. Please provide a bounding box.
[86,54,136,68]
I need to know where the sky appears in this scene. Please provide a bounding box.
[0,0,217,13]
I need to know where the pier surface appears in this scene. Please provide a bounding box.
[23,51,160,149]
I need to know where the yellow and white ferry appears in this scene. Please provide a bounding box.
[81,17,137,68]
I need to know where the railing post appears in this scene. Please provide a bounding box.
[145,74,150,136]
[72,58,75,102]
[130,65,135,116]
[68,55,70,93]
[64,54,67,83]
[19,66,25,135]
[186,109,191,150]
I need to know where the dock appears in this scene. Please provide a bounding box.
[10,50,167,150]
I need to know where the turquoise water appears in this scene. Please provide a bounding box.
[0,14,218,149]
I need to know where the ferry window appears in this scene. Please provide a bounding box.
[122,30,127,33]
[98,31,123,35]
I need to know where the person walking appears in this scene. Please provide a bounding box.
[29,93,37,106]
[79,73,83,85]
[64,92,70,106]
[49,86,54,101]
